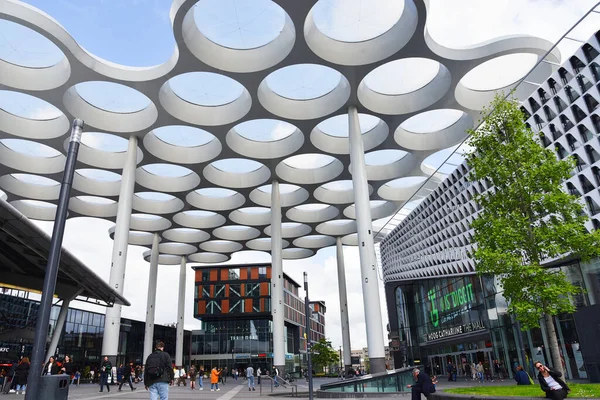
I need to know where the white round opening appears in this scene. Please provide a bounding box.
[258,64,350,120]
[159,72,251,126]
[186,188,246,211]
[203,159,270,189]
[276,154,343,185]
[144,125,221,164]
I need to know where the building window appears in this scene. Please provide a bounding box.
[214,284,226,298]
[202,270,210,282]
[229,284,241,298]
[582,43,599,63]
[246,283,260,298]
[229,268,240,280]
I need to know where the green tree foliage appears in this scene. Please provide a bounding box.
[466,94,600,375]
[310,338,339,372]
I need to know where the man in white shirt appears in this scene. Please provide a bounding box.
[246,366,255,391]
[273,367,280,388]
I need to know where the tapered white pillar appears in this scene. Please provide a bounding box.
[176,256,186,367]
[348,106,386,373]
[46,288,82,361]
[143,233,160,363]
[271,180,285,370]
[102,136,137,360]
[336,238,352,370]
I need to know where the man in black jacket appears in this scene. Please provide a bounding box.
[407,368,432,400]
[534,361,570,400]
[144,341,174,400]
[119,362,136,392]
[99,356,112,393]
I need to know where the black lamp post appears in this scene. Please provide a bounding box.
[26,119,84,400]
[304,272,314,400]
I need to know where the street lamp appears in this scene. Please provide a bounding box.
[304,272,314,400]
[26,119,84,400]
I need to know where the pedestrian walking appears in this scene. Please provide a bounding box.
[189,365,197,390]
[218,367,224,386]
[198,366,204,391]
[247,365,255,391]
[15,357,29,395]
[118,362,137,392]
[210,367,220,391]
[144,341,174,400]
[476,362,484,383]
[99,356,112,393]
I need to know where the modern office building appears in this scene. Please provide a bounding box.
[0,285,191,371]
[192,263,326,373]
[381,31,600,381]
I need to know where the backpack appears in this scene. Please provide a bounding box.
[145,352,165,379]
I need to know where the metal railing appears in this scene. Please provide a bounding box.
[259,375,298,397]
[320,366,418,394]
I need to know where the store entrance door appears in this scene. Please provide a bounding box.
[428,349,493,381]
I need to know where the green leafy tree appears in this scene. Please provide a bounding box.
[466,94,600,376]
[310,338,339,373]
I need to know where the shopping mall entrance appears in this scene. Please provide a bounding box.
[428,349,493,379]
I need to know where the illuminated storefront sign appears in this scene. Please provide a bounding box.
[426,320,486,342]
[427,283,475,327]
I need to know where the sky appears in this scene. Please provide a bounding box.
[16,0,600,352]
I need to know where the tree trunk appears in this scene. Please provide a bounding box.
[544,313,564,377]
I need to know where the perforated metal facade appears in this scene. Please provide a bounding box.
[381,30,600,284]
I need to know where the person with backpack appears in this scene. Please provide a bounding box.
[188,365,197,390]
[144,341,174,400]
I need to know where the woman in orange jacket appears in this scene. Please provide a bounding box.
[210,367,220,391]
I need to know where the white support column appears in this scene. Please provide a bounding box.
[271,180,285,370]
[143,233,160,363]
[348,106,386,373]
[102,136,137,360]
[176,256,186,367]
[46,289,82,361]
[336,237,352,370]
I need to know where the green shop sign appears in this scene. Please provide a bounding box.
[427,283,475,327]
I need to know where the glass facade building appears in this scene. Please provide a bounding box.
[0,286,189,372]
[390,268,588,380]
[382,31,600,382]
[192,263,326,373]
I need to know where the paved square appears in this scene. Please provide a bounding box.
[61,376,517,400]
